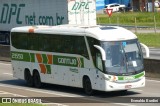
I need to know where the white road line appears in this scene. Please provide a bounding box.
[0,83,77,97]
[129,89,143,92]
[146,79,160,83]
[0,84,136,106]
[3,73,13,76]
[0,92,9,95]
[81,97,136,106]
[114,103,136,106]
[0,90,26,97]
[0,62,11,65]
[42,103,69,106]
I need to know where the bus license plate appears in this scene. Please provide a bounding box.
[125,85,132,89]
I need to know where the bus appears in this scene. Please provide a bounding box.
[10,25,149,95]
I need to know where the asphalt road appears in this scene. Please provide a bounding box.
[0,62,160,106]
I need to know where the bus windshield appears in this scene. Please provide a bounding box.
[101,39,143,76]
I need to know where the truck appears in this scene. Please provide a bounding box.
[0,0,96,44]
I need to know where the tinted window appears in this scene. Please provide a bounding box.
[11,33,89,59]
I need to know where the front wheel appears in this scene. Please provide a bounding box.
[83,78,93,95]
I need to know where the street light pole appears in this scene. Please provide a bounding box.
[152,0,155,12]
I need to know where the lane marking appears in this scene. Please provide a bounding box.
[0,62,11,65]
[80,97,136,106]
[0,90,68,106]
[146,79,160,83]
[0,84,136,106]
[42,103,68,106]
[0,84,77,97]
[129,89,143,92]
[0,90,26,97]
[114,103,136,106]
[3,73,13,76]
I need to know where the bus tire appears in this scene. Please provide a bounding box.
[83,77,93,95]
[33,71,41,88]
[120,90,128,93]
[24,70,33,87]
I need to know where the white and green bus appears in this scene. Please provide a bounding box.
[10,25,149,95]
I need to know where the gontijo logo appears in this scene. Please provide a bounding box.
[11,52,84,68]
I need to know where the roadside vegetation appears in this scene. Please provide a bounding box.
[97,12,160,48]
[97,12,160,27]
[0,104,43,106]
[136,33,160,48]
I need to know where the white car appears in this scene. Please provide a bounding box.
[103,3,126,13]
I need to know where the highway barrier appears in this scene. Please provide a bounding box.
[0,45,10,61]
[0,45,160,78]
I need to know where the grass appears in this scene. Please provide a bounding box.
[136,33,160,48]
[97,12,160,27]
[97,12,160,48]
[0,104,43,106]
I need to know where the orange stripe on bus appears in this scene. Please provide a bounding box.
[29,28,34,33]
[47,54,53,64]
[39,64,46,74]
[36,54,43,63]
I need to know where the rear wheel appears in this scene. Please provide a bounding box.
[33,71,41,88]
[24,70,33,87]
[83,77,93,95]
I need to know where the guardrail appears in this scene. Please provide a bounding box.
[0,45,160,78]
[0,45,10,61]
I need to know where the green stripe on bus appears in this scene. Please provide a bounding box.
[118,71,144,80]
[135,72,144,79]
[11,52,30,62]
[80,58,84,68]
[11,51,84,68]
[30,53,35,62]
[46,65,51,74]
[42,54,48,64]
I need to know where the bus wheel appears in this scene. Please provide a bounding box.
[24,70,33,87]
[83,77,93,95]
[33,71,41,88]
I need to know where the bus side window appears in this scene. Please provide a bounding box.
[87,37,104,72]
[96,52,103,71]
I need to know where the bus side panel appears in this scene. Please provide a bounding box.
[12,61,32,80]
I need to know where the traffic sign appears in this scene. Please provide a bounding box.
[106,9,113,17]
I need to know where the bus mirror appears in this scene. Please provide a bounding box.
[140,43,150,58]
[94,45,106,61]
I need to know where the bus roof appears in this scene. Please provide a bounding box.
[11,25,137,41]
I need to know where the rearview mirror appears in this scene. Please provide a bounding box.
[140,43,150,58]
[94,45,106,61]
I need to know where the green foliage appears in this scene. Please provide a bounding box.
[136,33,160,47]
[0,104,43,106]
[97,12,160,27]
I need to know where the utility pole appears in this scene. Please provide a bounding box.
[152,0,154,12]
